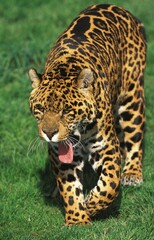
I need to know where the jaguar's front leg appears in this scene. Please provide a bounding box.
[86,130,121,216]
[57,169,91,226]
[48,146,91,226]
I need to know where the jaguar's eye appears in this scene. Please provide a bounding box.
[32,104,44,121]
[33,111,44,122]
[63,106,72,114]
[35,104,44,113]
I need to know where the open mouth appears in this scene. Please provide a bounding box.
[58,133,81,164]
[58,141,73,164]
[42,128,81,164]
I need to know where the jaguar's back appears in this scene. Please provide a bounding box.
[45,4,146,102]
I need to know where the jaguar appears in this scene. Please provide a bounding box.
[28,4,146,225]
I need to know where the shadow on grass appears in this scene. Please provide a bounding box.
[37,159,122,221]
[37,159,64,215]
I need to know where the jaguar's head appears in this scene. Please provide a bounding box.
[28,68,96,163]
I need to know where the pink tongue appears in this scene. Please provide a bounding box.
[58,142,73,164]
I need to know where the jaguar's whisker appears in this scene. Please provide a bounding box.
[27,137,40,156]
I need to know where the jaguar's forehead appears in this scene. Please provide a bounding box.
[30,80,74,111]
[30,67,94,111]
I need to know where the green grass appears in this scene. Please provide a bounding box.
[0,0,154,239]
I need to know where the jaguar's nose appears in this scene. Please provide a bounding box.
[43,130,58,141]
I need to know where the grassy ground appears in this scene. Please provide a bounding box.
[0,0,154,239]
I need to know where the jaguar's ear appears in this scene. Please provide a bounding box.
[77,68,94,90]
[28,68,41,89]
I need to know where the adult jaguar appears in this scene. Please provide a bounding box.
[28,4,146,225]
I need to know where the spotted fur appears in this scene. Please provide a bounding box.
[28,4,146,225]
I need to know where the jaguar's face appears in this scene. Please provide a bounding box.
[29,68,96,143]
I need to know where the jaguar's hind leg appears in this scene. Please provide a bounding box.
[119,87,145,186]
[119,27,146,186]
